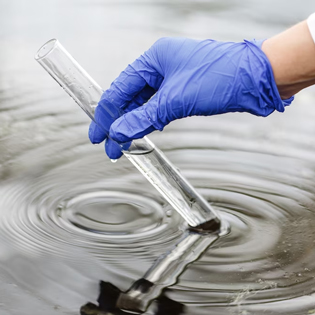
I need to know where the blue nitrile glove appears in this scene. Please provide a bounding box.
[89,37,294,159]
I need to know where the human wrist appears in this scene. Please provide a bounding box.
[262,20,315,99]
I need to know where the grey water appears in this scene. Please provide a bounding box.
[1,0,315,314]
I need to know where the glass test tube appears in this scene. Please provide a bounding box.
[117,231,219,313]
[35,39,221,230]
[116,220,229,313]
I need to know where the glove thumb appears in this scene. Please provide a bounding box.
[109,93,164,143]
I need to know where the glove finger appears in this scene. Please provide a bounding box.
[92,70,158,148]
[125,84,156,113]
[95,80,157,144]
[105,138,132,159]
[89,120,107,144]
[105,138,124,160]
[89,102,123,144]
[109,94,162,144]
[100,54,163,111]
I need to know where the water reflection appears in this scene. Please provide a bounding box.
[116,229,223,313]
[81,284,185,315]
[1,0,315,314]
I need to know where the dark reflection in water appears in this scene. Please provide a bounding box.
[1,0,315,314]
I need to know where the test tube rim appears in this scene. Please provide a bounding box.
[35,38,58,61]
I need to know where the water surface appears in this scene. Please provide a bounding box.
[1,1,315,314]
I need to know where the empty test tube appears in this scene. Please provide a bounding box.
[35,39,221,230]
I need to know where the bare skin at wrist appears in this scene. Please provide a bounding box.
[262,20,315,99]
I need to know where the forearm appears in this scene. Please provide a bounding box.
[262,18,315,99]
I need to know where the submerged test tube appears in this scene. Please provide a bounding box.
[35,39,221,230]
[117,231,219,313]
[116,218,229,313]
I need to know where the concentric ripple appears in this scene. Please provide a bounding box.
[60,191,165,235]
[1,120,315,315]
[0,165,184,261]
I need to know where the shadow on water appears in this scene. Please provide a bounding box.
[81,283,185,315]
[81,229,224,314]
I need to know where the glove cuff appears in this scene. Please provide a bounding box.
[246,40,294,113]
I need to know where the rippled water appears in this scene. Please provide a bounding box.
[2,0,315,314]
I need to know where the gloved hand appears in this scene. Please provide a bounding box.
[89,37,294,159]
